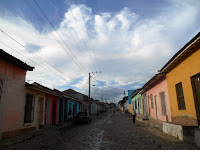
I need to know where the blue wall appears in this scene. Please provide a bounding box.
[67,99,76,119]
[128,90,135,104]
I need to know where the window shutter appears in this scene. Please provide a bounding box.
[151,94,154,109]
[31,96,35,122]
[160,92,167,116]
[175,82,186,110]
[24,94,35,123]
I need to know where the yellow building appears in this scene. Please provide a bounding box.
[129,103,132,114]
[160,32,200,126]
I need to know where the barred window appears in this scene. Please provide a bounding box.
[160,92,167,115]
[0,79,3,102]
[24,94,35,124]
[140,97,142,109]
[150,94,154,109]
[135,100,137,109]
[176,82,186,110]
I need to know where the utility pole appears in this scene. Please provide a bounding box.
[88,71,101,114]
[89,72,91,99]
[88,71,101,99]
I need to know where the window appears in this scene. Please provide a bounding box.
[138,98,140,109]
[140,97,142,109]
[0,79,3,102]
[160,92,167,115]
[176,82,186,110]
[150,94,154,109]
[135,101,137,109]
[24,94,35,124]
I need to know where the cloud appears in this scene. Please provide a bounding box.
[0,0,199,102]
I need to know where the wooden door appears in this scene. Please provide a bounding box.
[155,96,159,120]
[46,98,51,124]
[191,74,200,125]
[52,100,57,125]
[59,99,63,123]
[37,98,44,129]
[64,100,68,122]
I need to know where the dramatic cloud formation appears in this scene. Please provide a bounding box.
[0,0,199,102]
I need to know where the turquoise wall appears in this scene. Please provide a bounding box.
[67,99,76,119]
[91,102,95,114]
[132,94,143,115]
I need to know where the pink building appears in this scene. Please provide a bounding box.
[142,73,172,123]
[0,49,34,139]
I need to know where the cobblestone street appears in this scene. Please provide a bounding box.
[1,109,198,150]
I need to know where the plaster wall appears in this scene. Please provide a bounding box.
[146,77,172,122]
[166,46,200,126]
[0,59,27,135]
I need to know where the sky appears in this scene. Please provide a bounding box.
[0,0,200,103]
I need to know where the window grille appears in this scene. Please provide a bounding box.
[160,92,167,115]
[24,94,35,124]
[143,94,147,114]
[175,82,186,110]
[150,94,154,109]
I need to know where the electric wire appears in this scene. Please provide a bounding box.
[49,0,94,72]
[32,0,90,74]
[0,40,66,81]
[65,0,98,71]
[0,29,88,87]
[24,0,88,76]
[77,0,102,71]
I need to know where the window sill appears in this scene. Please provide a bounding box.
[23,123,33,126]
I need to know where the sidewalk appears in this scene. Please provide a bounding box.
[125,113,196,145]
[0,121,73,149]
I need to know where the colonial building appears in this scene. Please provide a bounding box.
[0,49,34,139]
[141,73,172,123]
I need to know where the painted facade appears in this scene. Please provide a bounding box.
[128,90,134,113]
[160,33,200,126]
[132,94,143,116]
[25,88,46,129]
[143,74,172,122]
[45,94,59,125]
[0,49,34,139]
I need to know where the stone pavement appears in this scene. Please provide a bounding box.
[0,120,73,149]
[1,109,199,150]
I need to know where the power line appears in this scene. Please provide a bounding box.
[24,0,88,76]
[77,0,102,71]
[0,40,66,81]
[49,0,94,72]
[65,0,98,71]
[0,29,88,87]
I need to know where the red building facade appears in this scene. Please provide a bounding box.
[45,94,58,125]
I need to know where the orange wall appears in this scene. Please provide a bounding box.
[166,46,200,125]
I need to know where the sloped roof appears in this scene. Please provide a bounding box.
[63,88,89,101]
[0,49,34,71]
[130,89,141,99]
[160,32,200,73]
[26,82,59,96]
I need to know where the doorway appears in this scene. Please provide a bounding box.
[46,98,51,124]
[37,98,44,129]
[191,74,200,126]
[59,99,63,123]
[52,100,57,125]
[73,104,76,119]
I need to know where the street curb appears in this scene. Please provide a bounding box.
[0,121,73,149]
